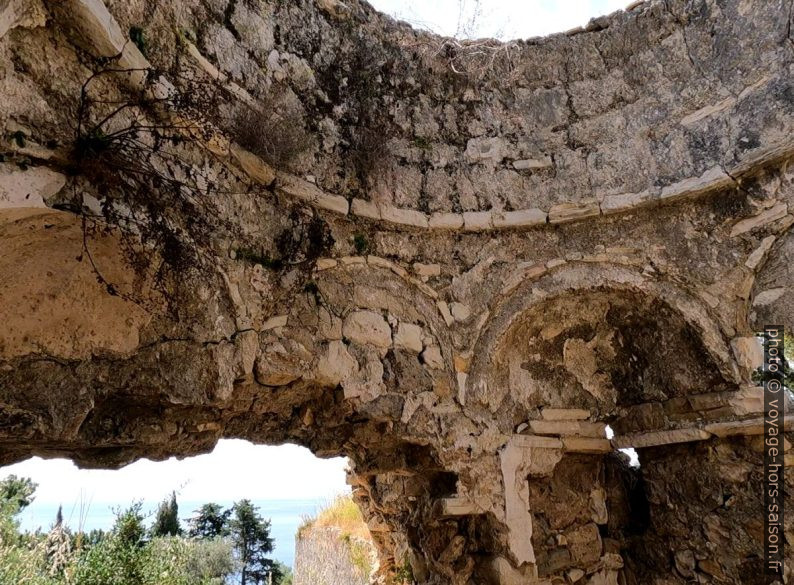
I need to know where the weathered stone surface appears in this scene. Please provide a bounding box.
[413,262,440,278]
[745,235,776,270]
[659,166,732,201]
[465,137,508,165]
[562,437,612,454]
[0,164,65,208]
[0,209,154,360]
[420,346,444,370]
[393,322,422,353]
[0,0,47,39]
[428,212,463,229]
[529,420,606,438]
[342,310,391,348]
[229,144,275,186]
[439,497,479,517]
[730,202,788,236]
[705,417,792,437]
[549,201,600,224]
[3,1,794,583]
[541,408,590,421]
[730,336,763,375]
[601,190,656,214]
[492,208,547,229]
[462,211,493,231]
[512,157,552,171]
[612,428,711,449]
[449,302,471,322]
[351,198,380,220]
[379,205,428,228]
[316,340,358,387]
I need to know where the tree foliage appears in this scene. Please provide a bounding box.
[0,481,290,585]
[0,475,37,515]
[189,503,231,539]
[229,499,276,585]
[151,492,181,537]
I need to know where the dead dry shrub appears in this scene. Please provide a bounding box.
[229,85,310,169]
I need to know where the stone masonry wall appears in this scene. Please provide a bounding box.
[1,0,793,583]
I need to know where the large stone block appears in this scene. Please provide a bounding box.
[342,310,392,348]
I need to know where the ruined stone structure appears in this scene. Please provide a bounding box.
[1,0,793,582]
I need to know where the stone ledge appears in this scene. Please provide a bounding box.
[562,437,612,454]
[511,434,563,449]
[380,204,429,228]
[612,428,711,449]
[492,208,547,229]
[601,189,657,214]
[315,192,349,215]
[58,0,794,244]
[438,497,481,517]
[659,166,733,202]
[428,212,464,229]
[275,173,324,204]
[463,211,493,231]
[529,420,606,438]
[229,144,276,186]
[548,201,600,224]
[351,198,380,220]
[705,417,792,437]
[500,262,547,296]
[730,202,788,237]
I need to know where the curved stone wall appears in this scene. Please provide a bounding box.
[1,0,793,583]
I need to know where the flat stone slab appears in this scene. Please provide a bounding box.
[705,417,792,437]
[511,434,563,450]
[530,420,606,438]
[612,428,711,449]
[562,437,612,454]
[439,497,481,517]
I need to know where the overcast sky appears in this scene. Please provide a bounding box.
[2,0,632,513]
[368,0,631,40]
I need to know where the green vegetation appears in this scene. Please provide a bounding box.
[129,26,147,56]
[151,491,181,537]
[298,495,373,578]
[392,558,414,585]
[0,476,291,585]
[189,503,231,539]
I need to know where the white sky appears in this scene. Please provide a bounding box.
[2,0,630,515]
[2,441,348,506]
[368,0,632,40]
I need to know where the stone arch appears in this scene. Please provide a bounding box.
[454,262,778,583]
[469,262,739,399]
[0,222,478,582]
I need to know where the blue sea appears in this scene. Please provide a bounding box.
[16,498,326,568]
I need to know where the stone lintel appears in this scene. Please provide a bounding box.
[562,437,612,454]
[612,428,711,449]
[529,420,606,438]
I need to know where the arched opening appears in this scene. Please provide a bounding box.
[468,279,771,583]
[2,440,350,573]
